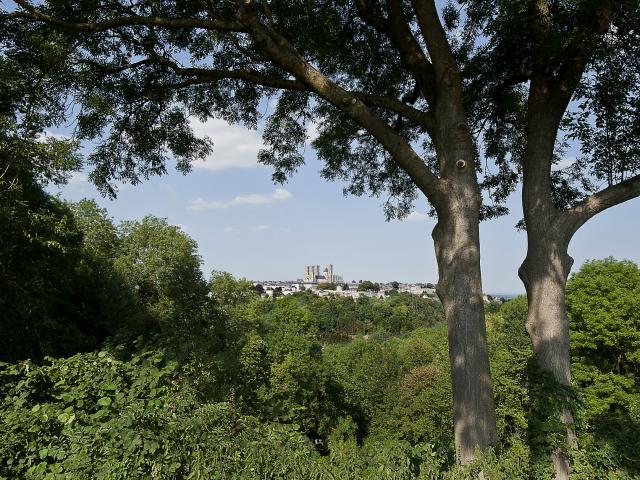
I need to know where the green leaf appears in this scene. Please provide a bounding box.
[61,393,74,403]
[97,397,112,407]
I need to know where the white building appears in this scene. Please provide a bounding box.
[303,264,343,284]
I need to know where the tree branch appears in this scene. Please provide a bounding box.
[352,93,434,133]
[355,0,437,104]
[354,0,389,33]
[410,0,458,82]
[152,57,309,91]
[239,3,444,204]
[522,0,619,231]
[492,72,532,97]
[563,173,640,235]
[14,0,441,199]
[13,0,245,33]
[83,57,435,131]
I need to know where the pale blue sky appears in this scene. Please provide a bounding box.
[49,116,640,294]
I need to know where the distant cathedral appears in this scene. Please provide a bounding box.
[304,264,343,284]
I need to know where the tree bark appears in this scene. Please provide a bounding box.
[519,239,573,386]
[433,183,498,464]
[520,75,580,478]
[519,236,578,480]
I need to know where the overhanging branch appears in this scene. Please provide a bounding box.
[352,93,434,133]
[13,0,443,203]
[549,0,618,103]
[411,0,458,81]
[82,57,435,131]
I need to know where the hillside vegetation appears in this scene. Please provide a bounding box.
[1,188,639,478]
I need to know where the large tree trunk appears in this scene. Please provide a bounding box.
[519,240,573,386]
[521,76,579,479]
[433,186,497,464]
[519,238,578,480]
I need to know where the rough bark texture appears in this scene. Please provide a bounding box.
[520,172,640,480]
[519,239,577,480]
[434,189,497,464]
[521,97,640,478]
[428,53,498,461]
[518,5,621,473]
[519,242,573,386]
[521,77,578,479]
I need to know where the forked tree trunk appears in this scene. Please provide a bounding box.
[519,238,578,480]
[433,186,497,464]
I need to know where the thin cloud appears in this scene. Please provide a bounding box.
[233,188,293,205]
[253,225,271,232]
[306,121,320,144]
[553,156,577,171]
[187,198,227,211]
[190,118,264,171]
[187,188,293,211]
[223,227,240,233]
[38,130,72,142]
[50,171,89,193]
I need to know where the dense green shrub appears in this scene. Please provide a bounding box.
[0,350,449,480]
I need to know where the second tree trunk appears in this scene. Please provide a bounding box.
[519,240,577,480]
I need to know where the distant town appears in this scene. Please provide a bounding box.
[252,264,502,303]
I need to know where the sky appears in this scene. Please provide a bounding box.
[48,117,640,295]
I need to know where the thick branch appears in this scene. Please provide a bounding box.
[167,60,434,127]
[86,56,434,131]
[355,0,436,104]
[522,76,562,228]
[410,0,458,79]
[492,72,532,97]
[563,174,640,236]
[14,0,245,33]
[354,0,389,33]
[239,4,444,204]
[410,0,473,179]
[523,0,618,229]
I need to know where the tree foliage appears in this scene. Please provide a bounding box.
[0,0,538,217]
[566,259,640,473]
[357,280,381,292]
[115,216,207,329]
